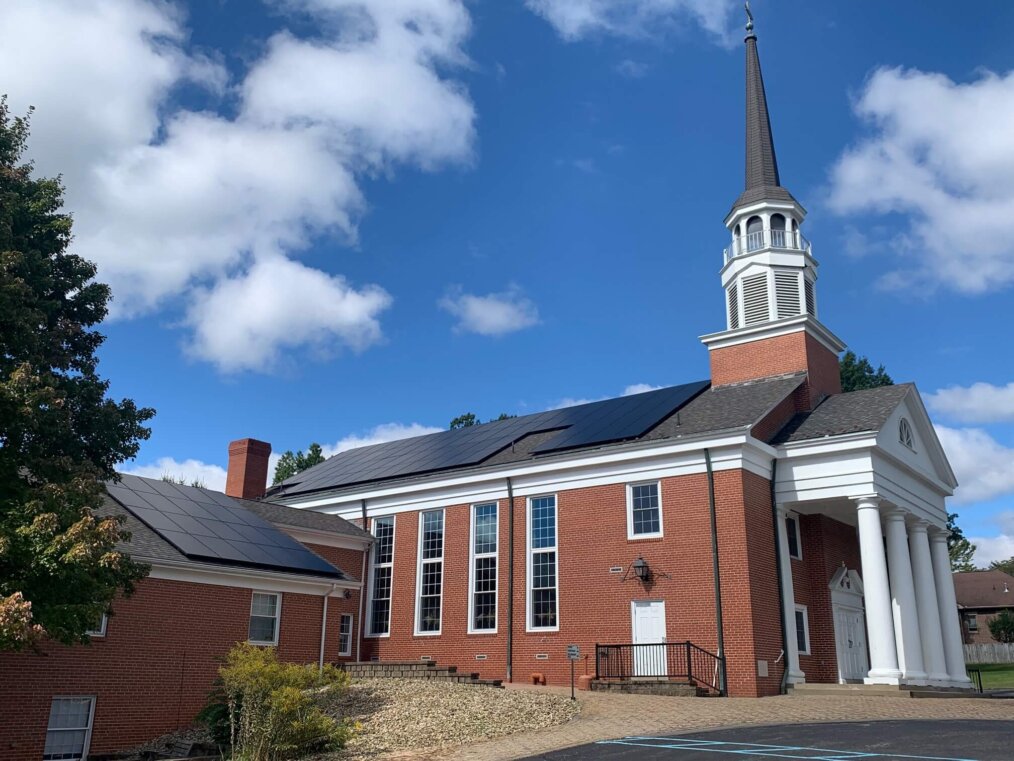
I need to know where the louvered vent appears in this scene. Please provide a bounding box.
[742,273,769,325]
[804,279,816,316]
[775,271,801,319]
[728,283,740,329]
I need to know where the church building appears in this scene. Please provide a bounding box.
[262,16,970,697]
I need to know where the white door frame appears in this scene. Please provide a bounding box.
[630,599,667,677]
[830,567,868,683]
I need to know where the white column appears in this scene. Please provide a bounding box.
[929,527,973,686]
[776,505,804,684]
[908,521,950,684]
[854,496,901,684]
[883,509,927,684]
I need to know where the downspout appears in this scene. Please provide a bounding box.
[506,477,515,683]
[705,448,728,696]
[319,583,336,672]
[770,458,790,695]
[357,498,368,663]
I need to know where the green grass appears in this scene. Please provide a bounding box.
[967,662,1014,690]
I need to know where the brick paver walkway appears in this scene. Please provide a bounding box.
[438,684,1014,761]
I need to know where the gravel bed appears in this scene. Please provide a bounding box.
[320,678,580,759]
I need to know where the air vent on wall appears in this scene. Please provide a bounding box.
[475,654,488,661]
[728,282,740,329]
[742,273,769,325]
[775,271,801,319]
[535,653,549,660]
[804,279,816,316]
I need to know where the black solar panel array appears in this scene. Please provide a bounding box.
[107,475,345,579]
[279,380,710,495]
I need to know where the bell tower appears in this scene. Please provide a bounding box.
[701,7,844,409]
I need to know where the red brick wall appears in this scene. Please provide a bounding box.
[962,611,1005,644]
[792,514,862,683]
[709,330,841,410]
[360,469,785,697]
[0,575,361,759]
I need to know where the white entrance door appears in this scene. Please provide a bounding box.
[631,600,667,677]
[834,605,868,682]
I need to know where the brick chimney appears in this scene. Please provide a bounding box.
[226,438,271,500]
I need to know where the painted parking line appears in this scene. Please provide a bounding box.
[595,736,980,761]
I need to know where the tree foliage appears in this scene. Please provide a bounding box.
[987,609,1014,644]
[449,412,515,429]
[989,557,1014,576]
[947,512,978,572]
[840,350,894,393]
[272,443,326,485]
[0,99,155,650]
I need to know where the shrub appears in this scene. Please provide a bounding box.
[219,642,354,760]
[988,609,1014,644]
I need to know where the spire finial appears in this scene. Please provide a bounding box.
[744,1,755,36]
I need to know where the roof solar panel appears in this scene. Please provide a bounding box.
[107,478,345,579]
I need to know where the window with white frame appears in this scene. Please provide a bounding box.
[369,516,395,636]
[85,613,107,638]
[416,509,445,634]
[338,614,353,656]
[43,697,95,761]
[965,613,978,632]
[794,605,810,655]
[528,495,558,630]
[785,514,802,560]
[627,482,662,539]
[248,592,281,645]
[470,502,498,632]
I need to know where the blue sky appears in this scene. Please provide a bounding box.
[4,1,1014,563]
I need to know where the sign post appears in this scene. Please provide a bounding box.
[566,644,580,700]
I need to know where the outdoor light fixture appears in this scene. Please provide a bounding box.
[632,556,650,582]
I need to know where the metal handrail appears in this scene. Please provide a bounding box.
[727,229,811,260]
[967,668,983,693]
[594,641,725,693]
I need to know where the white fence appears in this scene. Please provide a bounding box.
[964,643,1014,664]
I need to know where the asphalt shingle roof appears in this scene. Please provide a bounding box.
[954,570,1014,609]
[771,384,912,445]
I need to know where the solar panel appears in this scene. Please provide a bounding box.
[276,380,710,494]
[108,476,345,579]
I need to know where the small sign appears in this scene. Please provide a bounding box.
[567,644,580,660]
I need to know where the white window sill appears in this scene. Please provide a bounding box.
[628,532,664,541]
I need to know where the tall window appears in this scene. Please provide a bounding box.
[785,514,802,560]
[338,614,353,656]
[416,510,444,634]
[369,516,395,636]
[470,503,498,632]
[44,697,95,761]
[794,605,811,655]
[248,592,280,645]
[627,482,662,539]
[528,495,558,631]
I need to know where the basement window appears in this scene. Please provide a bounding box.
[249,592,281,645]
[44,697,95,761]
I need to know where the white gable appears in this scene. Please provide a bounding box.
[876,386,957,495]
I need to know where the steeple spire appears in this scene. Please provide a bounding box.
[732,3,796,212]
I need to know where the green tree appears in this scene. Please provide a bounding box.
[989,557,1014,576]
[987,609,1014,644]
[0,100,154,650]
[840,350,894,393]
[272,443,326,485]
[947,512,978,572]
[449,412,515,430]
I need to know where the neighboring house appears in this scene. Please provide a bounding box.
[0,472,371,761]
[954,569,1014,644]
[258,21,970,697]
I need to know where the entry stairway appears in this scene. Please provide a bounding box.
[340,660,504,688]
[787,683,985,699]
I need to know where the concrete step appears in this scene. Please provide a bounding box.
[788,683,981,699]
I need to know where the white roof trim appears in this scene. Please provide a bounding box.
[700,314,846,355]
[141,556,361,596]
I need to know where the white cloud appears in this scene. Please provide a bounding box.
[971,532,1014,567]
[0,0,475,371]
[623,383,663,395]
[615,59,650,79]
[185,257,392,373]
[122,457,228,492]
[926,382,1014,424]
[439,285,540,336]
[526,0,736,43]
[555,382,664,408]
[935,425,1014,504]
[827,67,1014,293]
[322,422,443,456]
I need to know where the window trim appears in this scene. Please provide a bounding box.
[367,515,395,638]
[526,494,560,633]
[86,613,108,638]
[965,613,978,632]
[899,417,916,451]
[338,613,353,657]
[44,695,96,761]
[248,591,282,646]
[414,509,445,637]
[626,481,663,540]
[468,501,499,634]
[785,513,802,561]
[794,604,811,655]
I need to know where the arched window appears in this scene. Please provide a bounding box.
[791,219,800,248]
[734,224,742,255]
[770,214,786,248]
[746,216,763,251]
[899,418,914,449]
